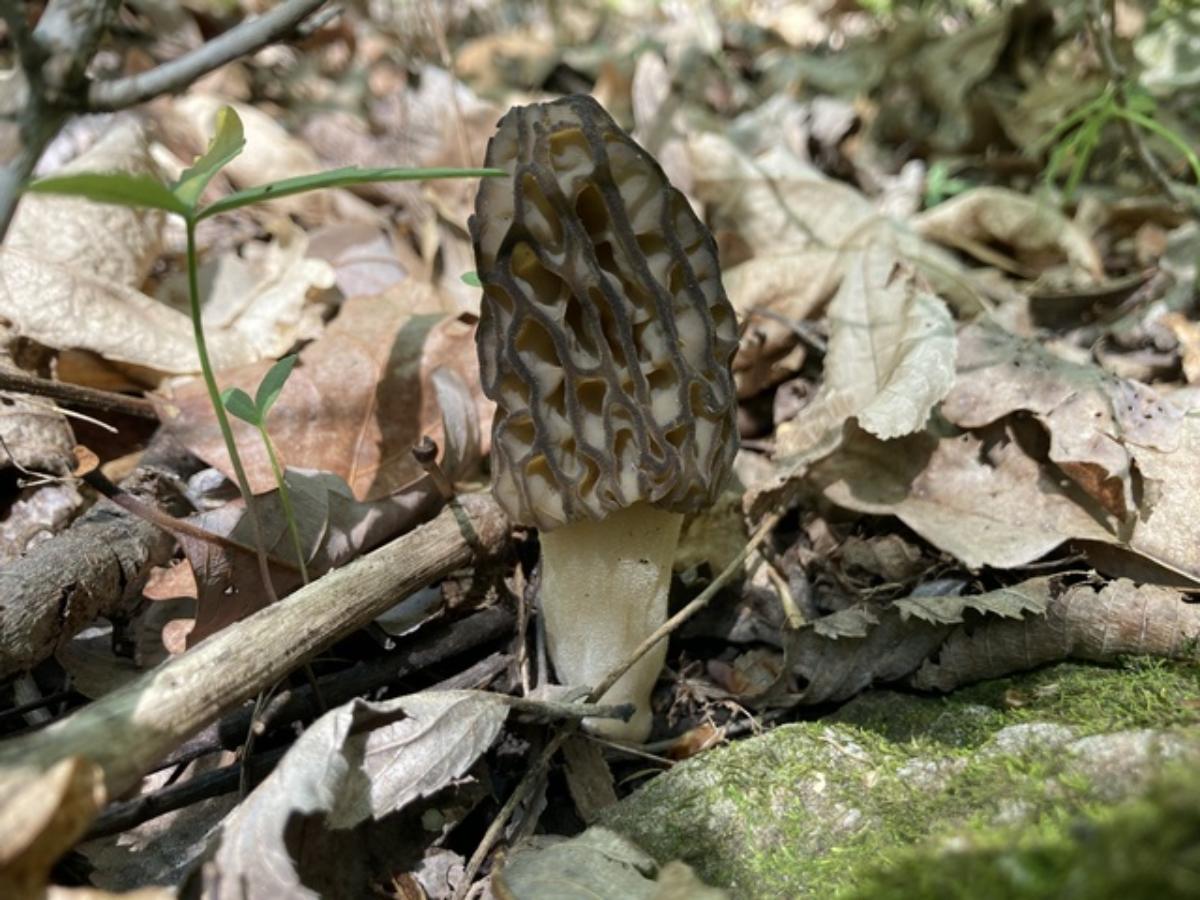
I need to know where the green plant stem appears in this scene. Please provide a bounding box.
[258,424,308,584]
[184,217,278,604]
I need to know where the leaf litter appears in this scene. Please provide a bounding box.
[2,2,1200,898]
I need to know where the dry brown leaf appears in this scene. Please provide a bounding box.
[775,248,956,462]
[1125,414,1200,584]
[689,134,879,253]
[809,422,1115,570]
[454,30,560,95]
[1163,312,1200,383]
[943,321,1183,519]
[912,187,1104,282]
[156,223,334,363]
[6,118,164,286]
[0,757,106,898]
[178,365,480,640]
[0,120,331,378]
[156,284,489,500]
[307,221,409,298]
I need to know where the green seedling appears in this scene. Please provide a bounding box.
[221,354,308,584]
[27,106,505,602]
[461,271,482,287]
[923,161,972,208]
[1039,83,1200,201]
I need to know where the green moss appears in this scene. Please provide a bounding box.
[848,767,1200,900]
[600,660,1200,898]
[951,658,1200,735]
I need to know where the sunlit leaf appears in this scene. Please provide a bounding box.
[220,387,259,426]
[173,106,247,210]
[24,172,188,215]
[254,354,298,417]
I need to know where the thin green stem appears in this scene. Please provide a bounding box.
[258,424,309,584]
[184,217,278,604]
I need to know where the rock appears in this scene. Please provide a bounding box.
[598,661,1200,897]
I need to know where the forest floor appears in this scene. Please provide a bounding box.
[1,1,1199,897]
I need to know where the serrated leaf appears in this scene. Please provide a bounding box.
[24,172,188,216]
[220,387,259,425]
[811,605,880,639]
[254,354,298,417]
[895,580,1052,626]
[196,165,507,221]
[173,106,246,210]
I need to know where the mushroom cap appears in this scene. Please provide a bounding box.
[471,94,739,532]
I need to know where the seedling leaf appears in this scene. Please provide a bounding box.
[461,271,482,287]
[173,106,247,210]
[221,387,260,425]
[25,172,189,215]
[197,166,507,220]
[255,354,298,418]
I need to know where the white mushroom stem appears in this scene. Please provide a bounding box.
[539,502,683,743]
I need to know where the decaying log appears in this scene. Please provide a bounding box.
[0,493,509,806]
[0,436,199,680]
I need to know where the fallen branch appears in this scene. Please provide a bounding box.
[0,369,156,420]
[0,492,509,808]
[87,0,328,111]
[0,435,200,680]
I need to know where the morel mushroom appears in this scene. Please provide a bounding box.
[471,94,738,741]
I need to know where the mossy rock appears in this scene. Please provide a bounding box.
[598,660,1200,898]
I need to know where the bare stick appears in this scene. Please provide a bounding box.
[0,493,510,807]
[454,729,573,900]
[87,0,328,111]
[0,369,156,419]
[0,0,120,238]
[0,435,200,679]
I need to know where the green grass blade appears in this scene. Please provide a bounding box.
[1117,109,1200,184]
[25,172,189,215]
[173,106,247,210]
[254,354,298,417]
[197,166,507,220]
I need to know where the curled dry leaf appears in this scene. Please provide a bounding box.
[0,480,82,563]
[809,422,1114,570]
[688,130,972,399]
[195,691,510,899]
[180,469,439,642]
[6,118,164,287]
[0,756,106,899]
[912,187,1104,282]
[0,119,331,378]
[156,284,490,499]
[943,321,1183,519]
[774,247,957,463]
[909,579,1200,691]
[168,223,334,362]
